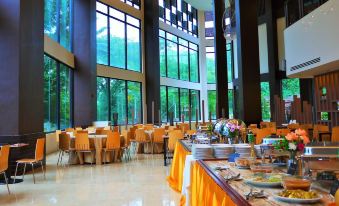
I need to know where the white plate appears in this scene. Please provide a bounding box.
[245,180,282,187]
[273,192,322,204]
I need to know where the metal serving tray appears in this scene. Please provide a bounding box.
[303,142,339,157]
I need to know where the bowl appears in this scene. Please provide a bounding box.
[235,157,255,169]
[250,164,273,173]
[282,176,312,191]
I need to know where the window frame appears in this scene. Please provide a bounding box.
[96,76,143,125]
[44,54,74,132]
[160,85,200,122]
[96,1,142,73]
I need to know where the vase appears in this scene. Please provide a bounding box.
[287,151,298,175]
[250,142,256,158]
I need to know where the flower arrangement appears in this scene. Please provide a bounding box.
[274,129,310,153]
[213,119,245,139]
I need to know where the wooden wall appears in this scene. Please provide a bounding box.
[314,71,339,128]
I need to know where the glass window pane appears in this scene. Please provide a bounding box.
[60,0,71,50]
[110,18,126,68]
[190,49,199,83]
[282,78,300,101]
[126,15,140,27]
[190,90,200,121]
[159,29,165,38]
[97,77,109,121]
[160,86,167,122]
[110,79,126,125]
[44,0,58,41]
[189,43,198,50]
[179,45,189,81]
[59,64,71,129]
[127,25,141,72]
[180,89,189,120]
[168,87,180,121]
[127,81,142,124]
[228,89,234,119]
[166,33,177,42]
[206,52,216,83]
[167,40,178,79]
[97,13,108,65]
[208,90,216,120]
[97,2,108,13]
[260,82,271,121]
[227,46,233,83]
[160,37,166,77]
[44,55,58,132]
[179,38,188,46]
[110,8,125,20]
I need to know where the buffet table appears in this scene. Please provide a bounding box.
[167,140,191,192]
[188,159,333,206]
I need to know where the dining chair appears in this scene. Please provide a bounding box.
[179,123,189,133]
[57,132,73,165]
[152,128,166,154]
[276,129,291,136]
[0,145,10,194]
[134,129,151,155]
[65,128,75,132]
[186,129,196,137]
[103,131,120,163]
[332,126,339,142]
[95,129,108,135]
[121,129,132,161]
[313,124,330,140]
[248,124,257,129]
[255,128,272,145]
[74,132,95,166]
[14,138,46,184]
[287,123,300,130]
[75,127,83,131]
[144,124,154,131]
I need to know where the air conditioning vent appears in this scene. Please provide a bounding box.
[290,57,321,72]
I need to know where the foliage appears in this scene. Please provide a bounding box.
[273,129,310,153]
[260,82,271,121]
[282,78,300,101]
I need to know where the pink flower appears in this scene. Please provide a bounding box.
[286,132,297,141]
[295,129,307,136]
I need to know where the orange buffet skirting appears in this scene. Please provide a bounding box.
[190,162,237,206]
[167,141,191,193]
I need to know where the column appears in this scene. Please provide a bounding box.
[73,0,97,126]
[144,0,160,123]
[213,0,229,119]
[235,0,262,124]
[0,0,45,168]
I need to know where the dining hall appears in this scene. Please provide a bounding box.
[0,0,339,205]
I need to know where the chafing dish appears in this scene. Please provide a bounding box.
[302,142,339,179]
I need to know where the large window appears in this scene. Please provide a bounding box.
[159,30,199,82]
[44,55,72,132]
[120,0,141,9]
[282,78,300,101]
[160,86,200,122]
[206,47,216,84]
[96,77,142,125]
[96,1,141,72]
[226,43,234,83]
[260,82,271,121]
[208,90,216,120]
[158,0,198,37]
[205,11,214,39]
[44,0,72,51]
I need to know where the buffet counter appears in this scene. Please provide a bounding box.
[190,159,333,206]
[167,140,191,192]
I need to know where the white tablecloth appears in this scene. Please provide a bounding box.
[181,155,197,206]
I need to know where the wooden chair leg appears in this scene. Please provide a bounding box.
[31,163,36,184]
[2,172,10,194]
[14,162,19,183]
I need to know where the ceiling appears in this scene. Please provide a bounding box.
[184,0,231,11]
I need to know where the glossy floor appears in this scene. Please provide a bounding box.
[0,153,180,206]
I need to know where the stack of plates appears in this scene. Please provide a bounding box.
[192,144,214,159]
[234,144,251,157]
[212,144,235,159]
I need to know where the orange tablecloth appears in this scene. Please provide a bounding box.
[167,141,191,192]
[189,162,236,206]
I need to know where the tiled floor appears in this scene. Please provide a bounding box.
[0,153,180,206]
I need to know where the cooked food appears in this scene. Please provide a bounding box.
[235,157,255,167]
[282,177,311,191]
[250,164,273,173]
[278,190,319,199]
[250,174,282,183]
